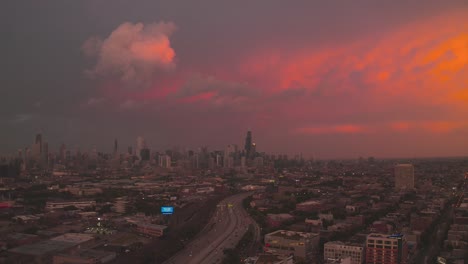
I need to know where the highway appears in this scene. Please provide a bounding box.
[164,192,256,264]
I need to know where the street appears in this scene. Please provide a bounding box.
[164,192,257,264]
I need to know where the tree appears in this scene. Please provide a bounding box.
[222,248,241,264]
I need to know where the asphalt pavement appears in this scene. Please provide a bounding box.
[164,192,255,264]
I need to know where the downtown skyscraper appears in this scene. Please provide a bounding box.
[245,131,253,159]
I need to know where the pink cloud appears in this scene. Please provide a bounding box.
[389,122,411,132]
[294,124,369,135]
[83,21,176,89]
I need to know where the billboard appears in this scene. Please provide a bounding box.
[161,206,174,215]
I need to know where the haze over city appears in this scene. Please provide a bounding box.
[1,2,468,264]
[1,1,468,158]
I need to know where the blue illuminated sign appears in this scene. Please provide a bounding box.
[161,206,174,215]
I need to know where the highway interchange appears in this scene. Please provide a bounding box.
[164,192,259,264]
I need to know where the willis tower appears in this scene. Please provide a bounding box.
[245,131,253,159]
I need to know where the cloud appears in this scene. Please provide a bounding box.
[83,21,176,89]
[389,122,411,132]
[238,9,467,101]
[119,99,138,109]
[419,121,464,133]
[176,75,260,108]
[11,114,33,124]
[294,124,369,135]
[296,120,468,136]
[80,97,106,108]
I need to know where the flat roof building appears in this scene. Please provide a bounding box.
[324,241,364,264]
[53,249,116,264]
[45,201,96,211]
[366,233,408,264]
[134,222,167,237]
[8,233,95,263]
[264,230,319,261]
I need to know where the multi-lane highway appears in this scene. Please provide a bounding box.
[165,192,258,264]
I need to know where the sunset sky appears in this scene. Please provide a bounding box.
[1,1,467,158]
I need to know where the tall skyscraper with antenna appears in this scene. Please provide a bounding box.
[245,131,252,159]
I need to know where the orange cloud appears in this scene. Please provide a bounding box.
[388,121,468,134]
[179,91,216,103]
[419,121,463,133]
[239,9,468,106]
[390,122,411,132]
[295,124,369,135]
[130,38,175,63]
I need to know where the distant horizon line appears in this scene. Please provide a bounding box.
[1,144,467,162]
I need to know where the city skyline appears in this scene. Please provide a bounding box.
[4,131,468,161]
[1,1,468,159]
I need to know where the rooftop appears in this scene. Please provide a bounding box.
[367,233,404,239]
[267,230,317,241]
[9,240,76,256]
[56,249,116,260]
[395,164,414,167]
[7,233,39,241]
[324,241,364,248]
[51,233,95,244]
[297,200,322,206]
[135,222,168,230]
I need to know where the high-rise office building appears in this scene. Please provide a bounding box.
[32,133,42,160]
[140,148,150,161]
[216,154,222,167]
[366,233,408,264]
[35,134,42,149]
[224,144,236,168]
[136,136,146,159]
[158,154,171,168]
[42,142,48,167]
[245,131,252,158]
[254,156,264,168]
[241,156,246,168]
[59,143,66,161]
[394,164,415,189]
[128,146,133,156]
[113,139,118,155]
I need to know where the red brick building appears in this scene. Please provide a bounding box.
[366,233,408,264]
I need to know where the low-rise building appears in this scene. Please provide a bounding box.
[296,200,324,212]
[53,249,116,264]
[134,222,167,237]
[113,197,128,214]
[264,230,319,261]
[266,214,294,228]
[324,241,364,264]
[46,201,96,211]
[8,233,95,264]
